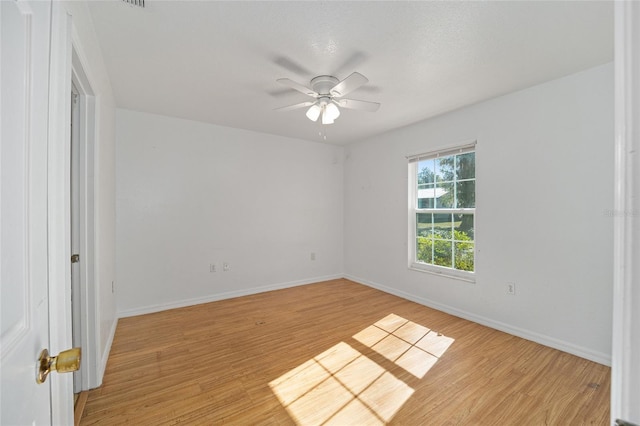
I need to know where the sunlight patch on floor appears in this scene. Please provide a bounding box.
[270,342,410,425]
[354,313,454,379]
[269,314,454,425]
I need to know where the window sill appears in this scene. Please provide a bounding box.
[409,263,476,283]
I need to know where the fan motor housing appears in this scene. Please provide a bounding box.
[310,75,339,95]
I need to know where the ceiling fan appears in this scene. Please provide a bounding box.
[275,72,380,125]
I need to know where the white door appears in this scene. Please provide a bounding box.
[1,0,54,424]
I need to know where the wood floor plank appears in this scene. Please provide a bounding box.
[74,391,89,426]
[80,279,610,425]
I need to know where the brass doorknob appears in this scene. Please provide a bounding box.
[36,347,81,384]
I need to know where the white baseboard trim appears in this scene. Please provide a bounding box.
[96,316,118,387]
[344,274,611,366]
[117,274,344,319]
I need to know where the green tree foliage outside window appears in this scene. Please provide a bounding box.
[415,151,475,272]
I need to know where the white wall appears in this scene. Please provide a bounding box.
[344,63,614,364]
[62,2,118,385]
[116,110,344,315]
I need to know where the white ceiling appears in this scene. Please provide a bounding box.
[87,1,613,145]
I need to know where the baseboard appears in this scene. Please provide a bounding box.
[97,316,118,386]
[344,274,611,366]
[117,274,344,319]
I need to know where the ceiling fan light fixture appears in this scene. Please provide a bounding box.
[325,102,340,121]
[306,104,322,122]
[321,111,334,125]
[321,102,340,125]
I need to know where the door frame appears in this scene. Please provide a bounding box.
[611,1,640,424]
[70,42,99,391]
[47,4,74,423]
[70,80,81,392]
[47,3,100,423]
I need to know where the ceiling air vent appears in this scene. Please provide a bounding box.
[122,0,145,7]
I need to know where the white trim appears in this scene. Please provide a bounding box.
[345,274,611,366]
[408,264,476,283]
[98,317,118,385]
[407,140,477,162]
[47,4,74,425]
[611,1,640,424]
[71,36,100,391]
[117,274,343,318]
[70,79,81,393]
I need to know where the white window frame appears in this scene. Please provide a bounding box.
[408,142,476,282]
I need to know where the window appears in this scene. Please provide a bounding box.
[408,143,476,281]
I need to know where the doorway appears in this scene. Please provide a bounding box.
[69,47,99,394]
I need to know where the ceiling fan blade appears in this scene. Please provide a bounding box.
[274,101,316,112]
[335,98,380,112]
[276,78,318,97]
[330,72,368,97]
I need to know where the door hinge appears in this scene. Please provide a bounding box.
[71,254,80,263]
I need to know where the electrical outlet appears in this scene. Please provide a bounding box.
[310,252,316,261]
[223,262,230,272]
[506,282,516,295]
[210,263,216,273]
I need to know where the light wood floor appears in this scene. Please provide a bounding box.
[80,279,610,425]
